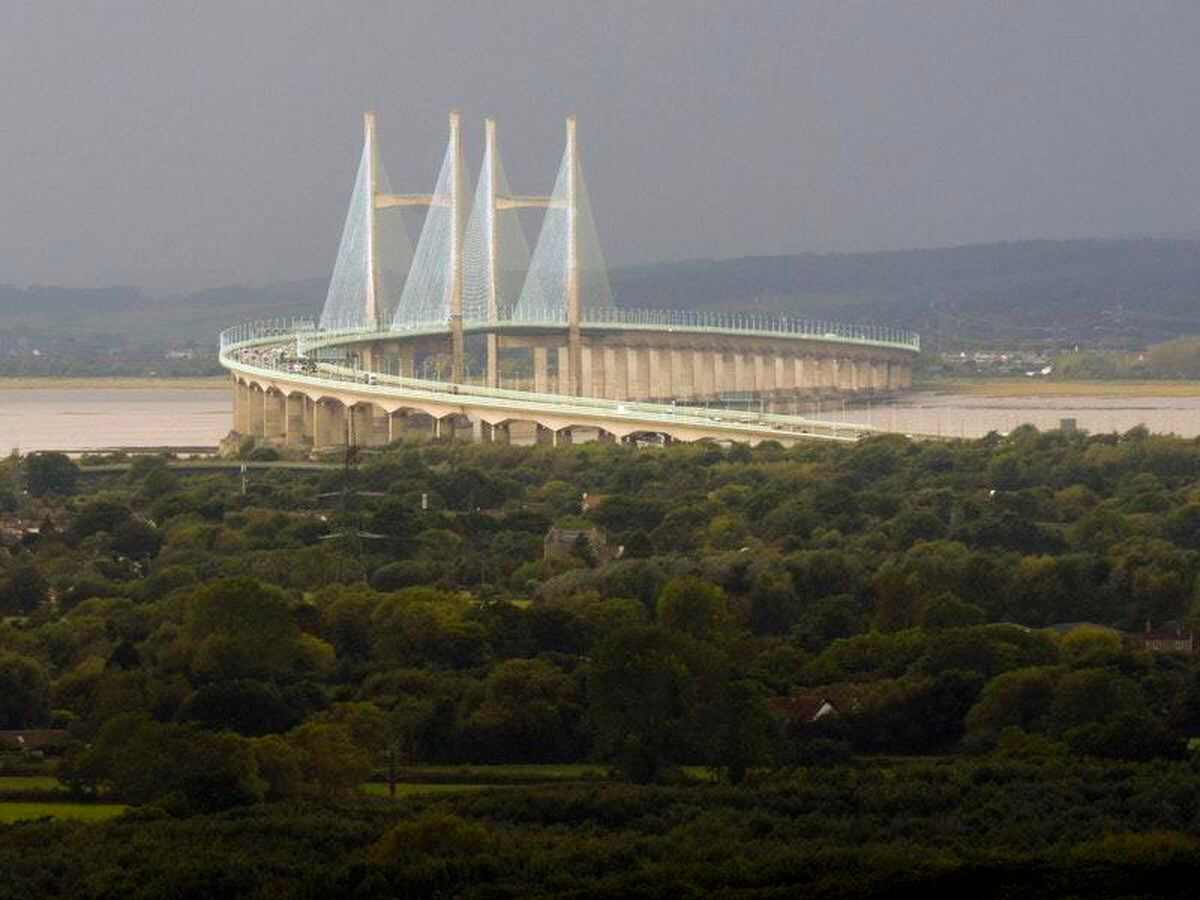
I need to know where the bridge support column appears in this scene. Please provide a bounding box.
[247,386,265,437]
[387,410,405,442]
[753,355,767,393]
[713,351,728,396]
[840,359,855,392]
[361,404,389,446]
[794,357,807,391]
[733,353,748,393]
[672,349,693,399]
[263,390,286,443]
[580,345,596,397]
[648,349,668,399]
[875,360,890,391]
[556,346,571,395]
[484,334,499,388]
[313,400,345,450]
[231,379,244,433]
[627,347,647,398]
[691,350,709,398]
[533,347,550,394]
[820,357,837,391]
[285,394,307,447]
[604,347,624,399]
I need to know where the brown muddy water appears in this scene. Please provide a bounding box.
[0,387,1197,454]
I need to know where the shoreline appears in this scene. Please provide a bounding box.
[0,376,228,390]
[915,378,1200,398]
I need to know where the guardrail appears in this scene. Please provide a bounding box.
[299,306,920,353]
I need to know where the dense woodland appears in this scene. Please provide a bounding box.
[3,429,1200,896]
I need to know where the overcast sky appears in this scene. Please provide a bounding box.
[1,1,1197,293]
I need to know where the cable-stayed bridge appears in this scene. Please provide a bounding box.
[219,111,920,449]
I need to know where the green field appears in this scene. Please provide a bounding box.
[0,775,66,794]
[0,802,126,823]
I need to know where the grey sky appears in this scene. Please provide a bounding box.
[1,1,1197,293]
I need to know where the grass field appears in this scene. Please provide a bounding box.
[0,776,66,795]
[0,802,126,823]
[0,376,228,390]
[922,378,1200,397]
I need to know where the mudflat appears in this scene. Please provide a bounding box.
[0,376,228,390]
[924,378,1200,397]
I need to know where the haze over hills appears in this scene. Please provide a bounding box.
[2,239,1198,356]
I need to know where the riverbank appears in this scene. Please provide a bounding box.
[0,375,227,390]
[919,378,1200,397]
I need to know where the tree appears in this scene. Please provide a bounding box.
[70,715,265,812]
[0,653,50,728]
[463,658,581,762]
[69,499,131,541]
[587,626,690,782]
[656,577,730,639]
[1066,711,1182,761]
[919,592,985,629]
[25,452,77,497]
[178,577,321,681]
[965,667,1059,743]
[288,721,372,798]
[178,680,294,735]
[0,561,48,614]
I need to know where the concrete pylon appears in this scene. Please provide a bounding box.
[448,110,466,384]
[363,110,381,328]
[484,117,501,388]
[565,116,582,395]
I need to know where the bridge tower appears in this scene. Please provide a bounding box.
[362,110,382,327]
[564,115,581,396]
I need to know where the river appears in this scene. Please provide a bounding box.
[0,385,1197,454]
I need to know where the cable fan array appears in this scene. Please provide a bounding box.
[320,112,612,333]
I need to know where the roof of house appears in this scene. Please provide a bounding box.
[769,694,841,722]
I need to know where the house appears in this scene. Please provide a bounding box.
[1142,623,1194,654]
[544,526,611,563]
[0,729,72,755]
[769,694,843,724]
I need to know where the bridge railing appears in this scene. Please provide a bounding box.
[290,307,921,352]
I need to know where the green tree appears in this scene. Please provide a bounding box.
[0,561,48,614]
[0,652,50,728]
[288,721,372,798]
[656,576,730,639]
[463,658,581,762]
[24,452,77,497]
[587,626,690,782]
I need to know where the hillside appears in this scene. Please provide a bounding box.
[610,239,1200,350]
[2,239,1198,356]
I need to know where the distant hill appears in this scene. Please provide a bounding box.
[610,239,1200,350]
[2,239,1198,352]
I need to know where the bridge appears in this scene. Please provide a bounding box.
[219,111,920,450]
